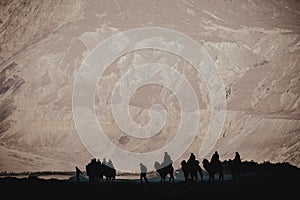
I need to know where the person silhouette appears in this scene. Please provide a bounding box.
[195,160,203,181]
[140,163,149,183]
[210,151,220,164]
[75,166,83,182]
[231,152,243,179]
[187,153,200,181]
[234,152,241,163]
[180,160,189,181]
[162,152,173,167]
[188,153,196,163]
[102,158,107,166]
[107,159,114,169]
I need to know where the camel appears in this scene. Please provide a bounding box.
[154,161,174,183]
[180,159,203,182]
[202,158,224,181]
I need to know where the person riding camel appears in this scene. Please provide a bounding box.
[234,152,241,163]
[210,151,220,165]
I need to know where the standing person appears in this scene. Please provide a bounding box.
[75,166,83,182]
[140,163,149,183]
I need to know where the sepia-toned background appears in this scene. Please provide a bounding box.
[0,0,299,172]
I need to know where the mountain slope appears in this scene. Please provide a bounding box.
[0,0,299,172]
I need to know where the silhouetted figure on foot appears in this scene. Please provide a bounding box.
[75,166,82,182]
[140,163,149,183]
[180,160,189,182]
[230,152,243,180]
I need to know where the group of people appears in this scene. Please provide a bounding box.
[75,151,243,183]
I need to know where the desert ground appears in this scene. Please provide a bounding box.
[1,162,299,199]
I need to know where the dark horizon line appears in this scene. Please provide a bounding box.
[1,159,299,176]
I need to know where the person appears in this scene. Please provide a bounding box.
[234,152,241,163]
[180,160,189,181]
[107,159,114,169]
[231,152,243,179]
[188,153,196,163]
[140,163,149,183]
[210,151,220,164]
[102,158,107,166]
[75,166,83,182]
[187,153,201,182]
[162,152,173,167]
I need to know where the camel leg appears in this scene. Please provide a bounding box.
[219,173,224,181]
[169,174,174,183]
